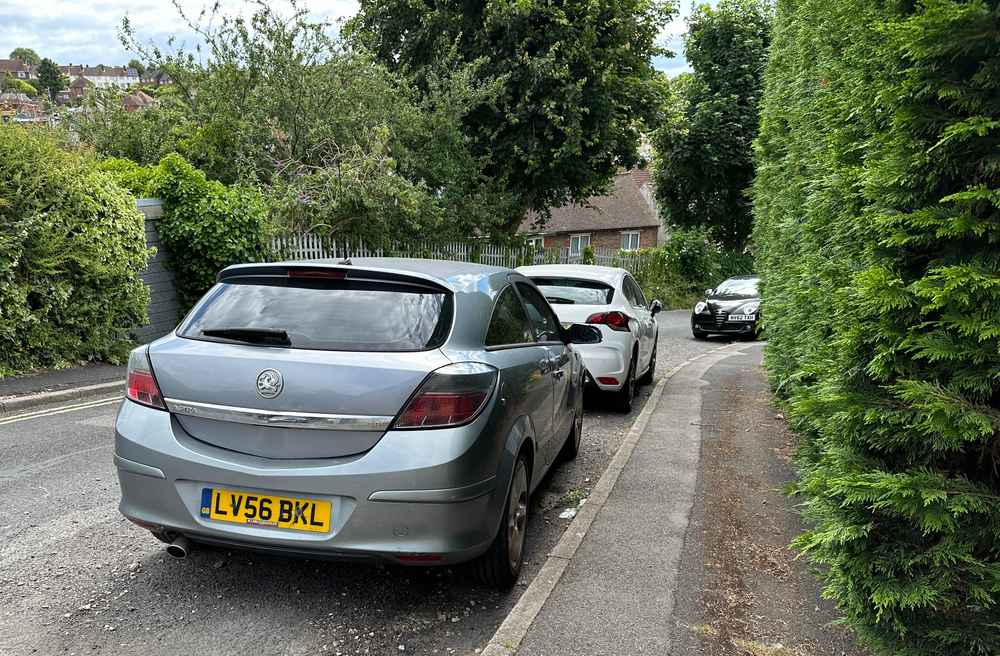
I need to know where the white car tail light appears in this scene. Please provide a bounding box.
[394,362,498,429]
[125,347,166,410]
[586,311,631,331]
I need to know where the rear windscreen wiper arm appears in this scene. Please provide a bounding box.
[201,327,291,346]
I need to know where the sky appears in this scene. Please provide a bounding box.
[0,0,708,76]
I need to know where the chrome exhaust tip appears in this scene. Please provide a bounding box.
[166,535,193,559]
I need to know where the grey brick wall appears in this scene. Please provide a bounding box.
[133,199,181,343]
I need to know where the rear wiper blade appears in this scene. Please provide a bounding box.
[201,327,291,346]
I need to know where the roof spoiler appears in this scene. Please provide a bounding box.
[217,263,451,294]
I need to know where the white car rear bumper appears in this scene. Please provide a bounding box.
[573,330,634,391]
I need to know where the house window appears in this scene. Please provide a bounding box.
[621,231,641,251]
[527,236,544,251]
[569,234,591,256]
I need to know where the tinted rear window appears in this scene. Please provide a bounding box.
[530,277,614,305]
[180,280,452,352]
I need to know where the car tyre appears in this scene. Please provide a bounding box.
[473,454,529,589]
[559,394,584,462]
[612,353,636,413]
[638,339,657,386]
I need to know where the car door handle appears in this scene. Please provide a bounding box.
[551,369,565,379]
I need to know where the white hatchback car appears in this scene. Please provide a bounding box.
[517,265,661,412]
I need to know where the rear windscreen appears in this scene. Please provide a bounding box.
[530,278,615,305]
[180,280,452,352]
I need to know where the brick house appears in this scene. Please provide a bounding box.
[0,59,33,80]
[60,64,139,89]
[518,169,663,256]
[67,76,94,101]
[141,69,173,87]
[0,92,43,122]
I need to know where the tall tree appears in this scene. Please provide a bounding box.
[347,0,677,231]
[35,58,66,99]
[127,58,145,76]
[9,47,40,66]
[652,0,771,251]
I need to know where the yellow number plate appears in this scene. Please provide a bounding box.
[200,488,331,533]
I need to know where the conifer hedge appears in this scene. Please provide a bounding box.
[753,1,999,654]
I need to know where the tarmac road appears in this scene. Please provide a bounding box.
[0,310,732,656]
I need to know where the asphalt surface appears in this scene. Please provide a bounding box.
[0,310,729,656]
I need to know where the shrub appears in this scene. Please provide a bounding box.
[98,157,157,197]
[753,1,1000,654]
[0,126,150,375]
[148,154,271,310]
[631,227,753,308]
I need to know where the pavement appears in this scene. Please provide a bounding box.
[0,363,126,414]
[0,363,125,398]
[490,344,867,656]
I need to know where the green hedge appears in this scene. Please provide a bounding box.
[149,154,272,310]
[753,2,1000,654]
[101,154,272,311]
[0,126,150,375]
[632,228,754,309]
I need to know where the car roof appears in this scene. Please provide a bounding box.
[516,264,627,285]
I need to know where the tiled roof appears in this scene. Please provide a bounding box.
[123,90,155,108]
[519,170,660,235]
[0,59,31,73]
[60,64,138,78]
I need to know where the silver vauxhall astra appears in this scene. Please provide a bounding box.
[114,258,595,587]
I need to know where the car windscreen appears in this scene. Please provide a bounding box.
[179,279,453,352]
[714,278,759,297]
[530,277,615,305]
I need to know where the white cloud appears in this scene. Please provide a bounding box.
[654,0,718,76]
[2,0,712,70]
[1,0,359,64]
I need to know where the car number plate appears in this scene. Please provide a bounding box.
[200,487,331,533]
[728,314,756,321]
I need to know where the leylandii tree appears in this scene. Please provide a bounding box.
[753,1,1000,654]
[652,0,771,251]
[347,0,676,231]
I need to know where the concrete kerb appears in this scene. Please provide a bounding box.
[478,342,745,656]
[0,380,125,415]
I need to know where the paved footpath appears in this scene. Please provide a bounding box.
[500,343,867,656]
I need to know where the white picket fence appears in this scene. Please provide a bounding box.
[269,233,655,276]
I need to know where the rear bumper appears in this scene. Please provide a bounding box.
[114,398,510,565]
[572,331,632,391]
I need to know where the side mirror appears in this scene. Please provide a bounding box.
[649,299,663,316]
[705,288,714,297]
[564,323,602,345]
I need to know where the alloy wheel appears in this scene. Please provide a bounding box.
[507,461,529,571]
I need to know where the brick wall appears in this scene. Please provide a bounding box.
[534,226,659,251]
[133,199,181,343]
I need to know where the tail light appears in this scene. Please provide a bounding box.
[394,362,498,429]
[125,347,166,410]
[586,311,631,331]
